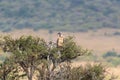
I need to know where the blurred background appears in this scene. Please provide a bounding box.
[0,0,120,32]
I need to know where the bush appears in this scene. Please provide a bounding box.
[103,51,120,66]
[52,63,116,80]
[0,56,5,62]
[113,31,120,36]
[0,36,117,80]
[107,57,120,67]
[103,51,117,58]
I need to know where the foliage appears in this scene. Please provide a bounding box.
[1,36,48,80]
[0,0,120,32]
[102,51,120,66]
[0,35,117,80]
[70,64,106,80]
[103,51,117,58]
[106,57,120,67]
[0,57,23,80]
[61,36,91,61]
[48,62,116,80]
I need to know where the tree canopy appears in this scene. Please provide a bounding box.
[0,35,117,80]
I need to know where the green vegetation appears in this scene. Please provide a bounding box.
[0,0,120,32]
[106,57,120,67]
[103,51,117,58]
[79,50,120,67]
[0,36,116,80]
[49,63,114,80]
[103,51,120,67]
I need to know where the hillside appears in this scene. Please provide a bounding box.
[0,0,120,32]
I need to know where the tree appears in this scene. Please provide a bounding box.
[0,35,117,80]
[0,57,22,80]
[1,36,48,80]
[0,58,14,80]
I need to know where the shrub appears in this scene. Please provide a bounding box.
[0,36,117,80]
[113,31,120,36]
[52,63,116,80]
[103,51,117,58]
[107,57,120,67]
